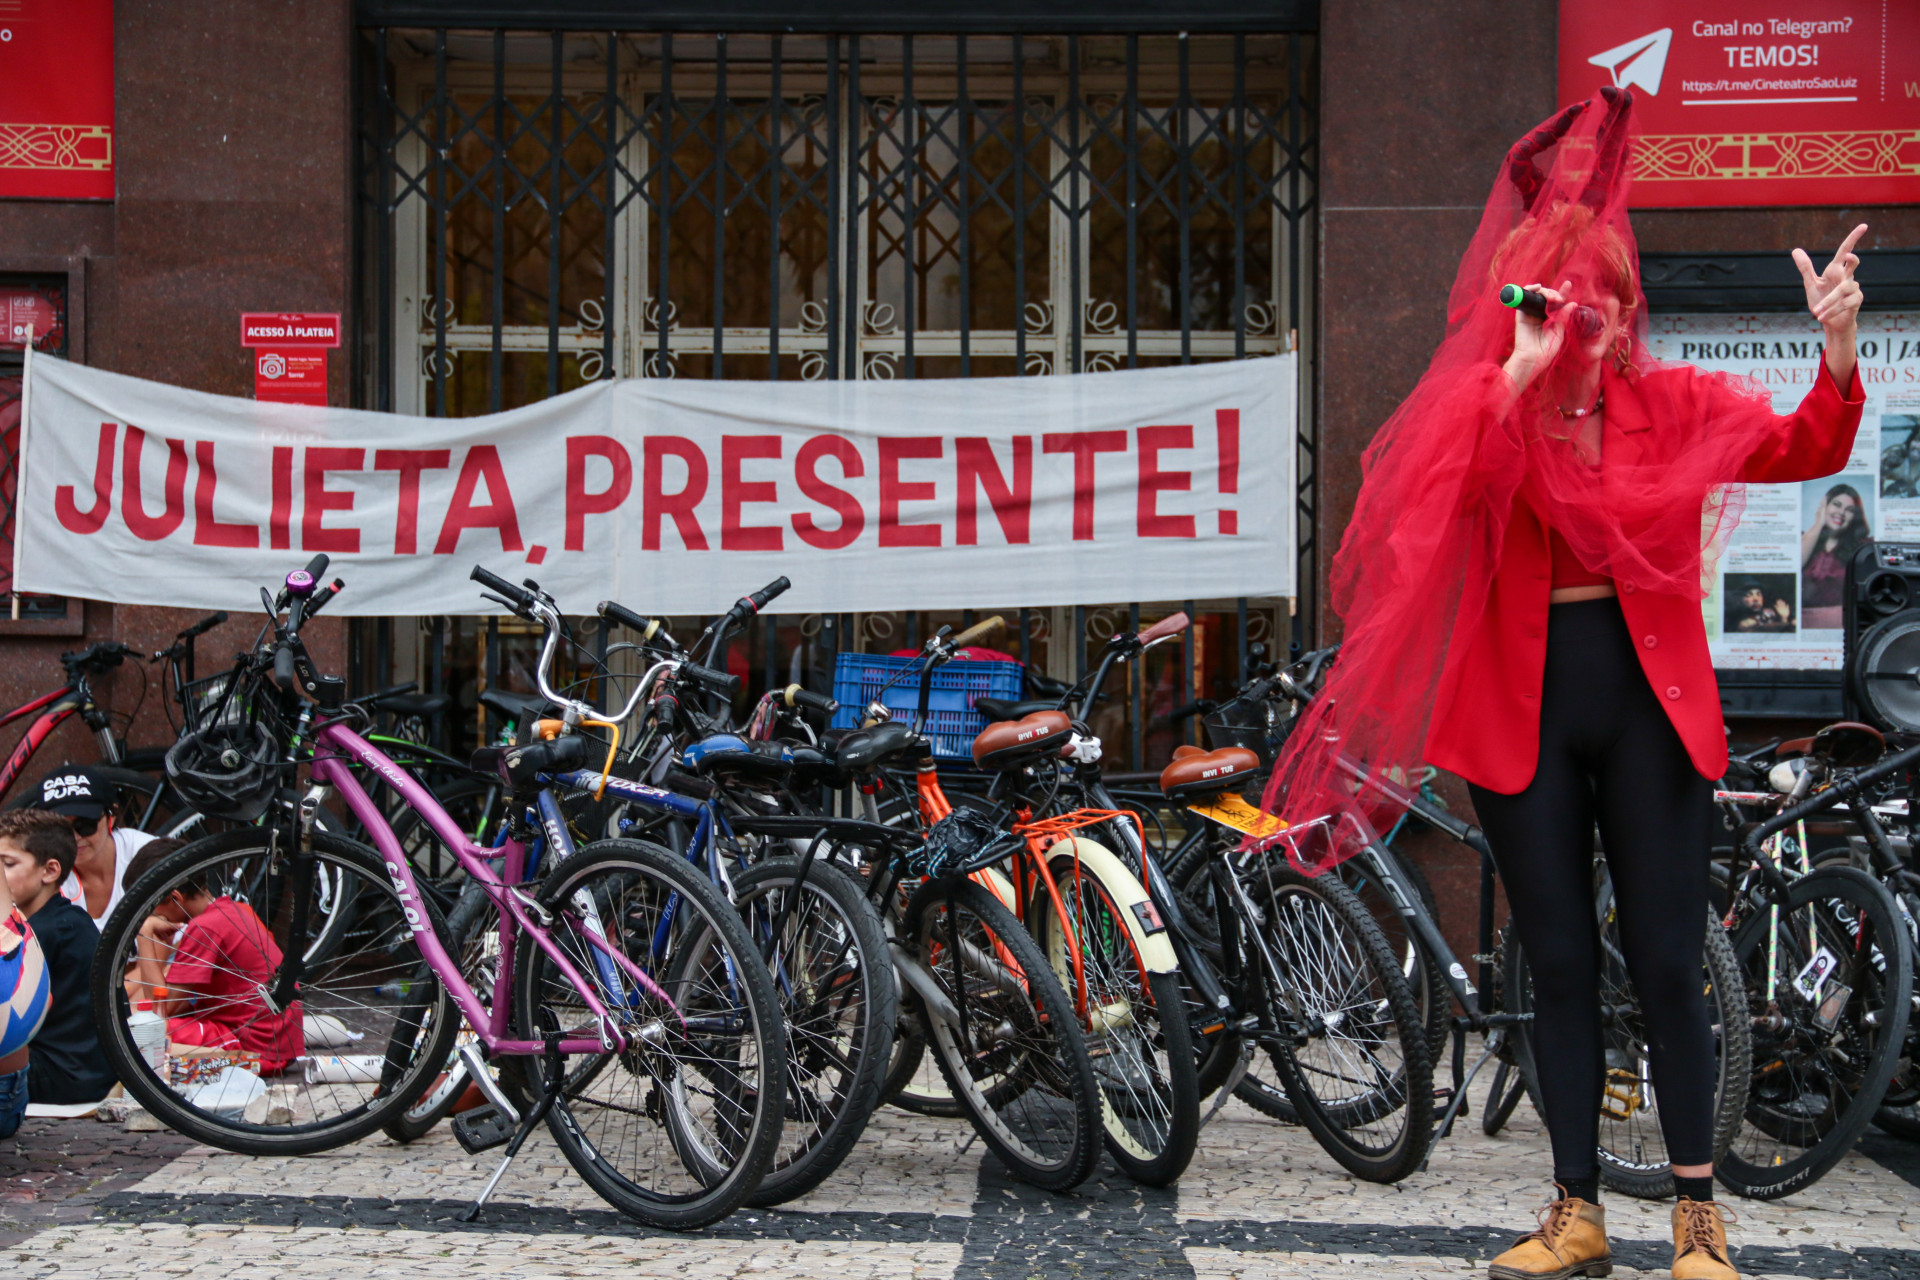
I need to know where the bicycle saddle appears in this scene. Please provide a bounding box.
[1812,720,1885,767]
[1158,745,1262,803]
[480,688,549,725]
[831,721,922,771]
[369,691,451,719]
[681,733,796,779]
[975,696,1060,722]
[972,710,1072,771]
[470,734,587,787]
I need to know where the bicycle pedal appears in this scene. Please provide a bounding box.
[452,1104,516,1154]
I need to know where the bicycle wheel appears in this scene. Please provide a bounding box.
[91,828,461,1155]
[906,876,1102,1191]
[733,856,896,1207]
[1245,858,1435,1183]
[1174,844,1296,1119]
[1717,864,1911,1199]
[1033,844,1199,1186]
[514,838,785,1230]
[382,885,508,1144]
[1338,843,1451,1068]
[1503,906,1752,1199]
[881,866,1014,1119]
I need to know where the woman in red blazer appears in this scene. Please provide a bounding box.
[1265,91,1866,1280]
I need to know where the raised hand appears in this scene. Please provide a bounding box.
[1793,224,1865,386]
[1793,224,1866,336]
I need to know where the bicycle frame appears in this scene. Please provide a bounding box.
[0,681,116,801]
[309,721,664,1057]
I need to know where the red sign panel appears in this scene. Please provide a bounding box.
[0,284,63,352]
[1559,2,1920,207]
[254,350,329,406]
[0,0,114,200]
[241,313,342,348]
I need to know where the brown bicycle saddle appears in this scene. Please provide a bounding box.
[1158,745,1262,802]
[972,710,1073,770]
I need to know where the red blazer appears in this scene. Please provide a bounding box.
[1426,359,1864,794]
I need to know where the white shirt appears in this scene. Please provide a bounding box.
[60,827,156,923]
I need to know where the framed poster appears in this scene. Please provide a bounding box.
[1559,1,1920,207]
[0,0,113,200]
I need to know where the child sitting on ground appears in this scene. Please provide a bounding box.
[0,810,114,1106]
[123,841,303,1075]
[0,863,48,1138]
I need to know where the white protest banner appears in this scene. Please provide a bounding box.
[16,353,1293,615]
[1646,311,1920,671]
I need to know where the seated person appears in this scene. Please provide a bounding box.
[31,767,155,924]
[0,854,49,1138]
[0,811,115,1107]
[122,842,302,1075]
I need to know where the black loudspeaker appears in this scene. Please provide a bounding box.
[1844,541,1920,732]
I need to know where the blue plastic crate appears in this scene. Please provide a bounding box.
[829,652,1024,762]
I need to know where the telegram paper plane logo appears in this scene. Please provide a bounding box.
[1588,27,1672,97]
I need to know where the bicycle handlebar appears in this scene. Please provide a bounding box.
[734,576,791,619]
[182,611,228,641]
[273,644,298,693]
[782,683,838,715]
[952,614,1004,649]
[470,564,536,614]
[1139,611,1190,644]
[597,599,674,646]
[679,661,741,699]
[61,642,134,674]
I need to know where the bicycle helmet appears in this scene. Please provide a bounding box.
[909,806,1023,879]
[165,722,283,822]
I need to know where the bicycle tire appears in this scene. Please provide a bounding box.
[907,876,1102,1191]
[1339,843,1451,1068]
[1718,864,1912,1200]
[1481,1058,1527,1136]
[515,838,786,1231]
[1245,859,1435,1183]
[881,864,1015,1119]
[91,828,461,1155]
[1503,905,1752,1199]
[733,856,896,1207]
[1032,846,1199,1186]
[382,884,508,1144]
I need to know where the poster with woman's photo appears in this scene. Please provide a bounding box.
[1646,311,1920,671]
[1800,476,1873,631]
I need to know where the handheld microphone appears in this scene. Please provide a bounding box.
[1500,284,1603,338]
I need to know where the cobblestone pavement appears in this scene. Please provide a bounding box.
[4,1096,1919,1278]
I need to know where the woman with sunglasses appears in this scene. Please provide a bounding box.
[30,766,156,923]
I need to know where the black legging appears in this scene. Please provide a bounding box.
[1468,596,1717,1184]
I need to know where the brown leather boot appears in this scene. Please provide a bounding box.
[1671,1199,1739,1279]
[1488,1195,1611,1279]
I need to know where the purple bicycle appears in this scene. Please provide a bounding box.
[91,558,786,1230]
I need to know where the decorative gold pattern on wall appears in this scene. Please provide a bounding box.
[1635,131,1920,183]
[0,124,113,171]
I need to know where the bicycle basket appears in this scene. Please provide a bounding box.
[181,669,245,733]
[909,806,1024,879]
[1201,694,1283,762]
[166,663,293,821]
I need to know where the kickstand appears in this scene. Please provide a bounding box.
[1200,1040,1256,1130]
[461,1039,565,1223]
[1417,1031,1500,1175]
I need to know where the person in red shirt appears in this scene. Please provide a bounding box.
[1263,90,1865,1280]
[126,843,303,1075]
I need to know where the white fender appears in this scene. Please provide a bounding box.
[968,864,1018,911]
[1043,836,1180,974]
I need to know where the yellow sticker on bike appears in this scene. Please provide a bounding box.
[1187,791,1286,837]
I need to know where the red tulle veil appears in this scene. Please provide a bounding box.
[1259,88,1780,867]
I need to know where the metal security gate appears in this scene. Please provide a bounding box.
[353,13,1317,769]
